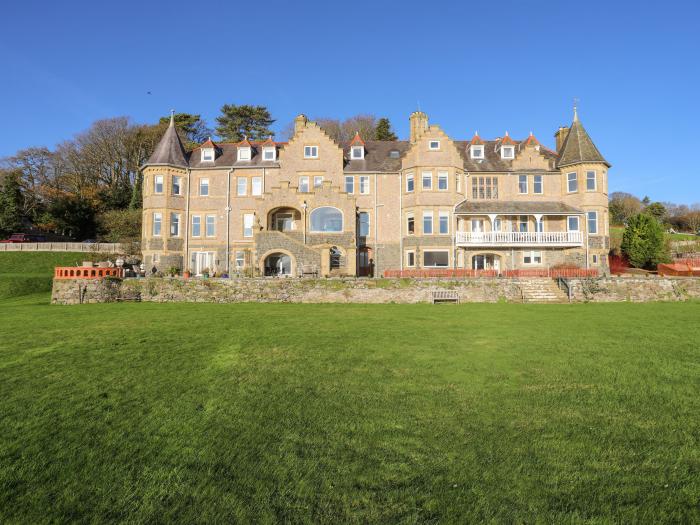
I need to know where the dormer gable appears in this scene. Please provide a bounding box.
[349,132,365,160]
[236,136,253,162]
[469,132,485,159]
[200,137,217,162]
[261,136,277,162]
[499,132,516,160]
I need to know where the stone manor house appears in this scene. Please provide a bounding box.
[141,109,610,277]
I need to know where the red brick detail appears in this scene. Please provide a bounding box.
[54,267,124,280]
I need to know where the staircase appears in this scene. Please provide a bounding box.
[517,278,569,303]
[254,230,322,268]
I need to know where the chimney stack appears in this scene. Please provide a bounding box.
[554,126,570,152]
[294,114,308,135]
[409,111,428,143]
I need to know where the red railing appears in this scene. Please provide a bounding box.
[502,268,600,278]
[383,269,498,278]
[658,262,700,277]
[54,267,124,280]
[674,258,700,268]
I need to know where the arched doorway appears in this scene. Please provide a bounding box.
[264,252,292,276]
[472,254,501,272]
[268,207,301,232]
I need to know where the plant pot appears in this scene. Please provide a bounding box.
[183,271,191,279]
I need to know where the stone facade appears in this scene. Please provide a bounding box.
[141,109,611,278]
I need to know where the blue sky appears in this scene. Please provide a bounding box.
[1,0,698,203]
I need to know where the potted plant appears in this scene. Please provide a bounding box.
[183,268,191,279]
[201,267,210,279]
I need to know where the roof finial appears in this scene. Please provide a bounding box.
[169,109,175,127]
[573,97,579,122]
[505,130,509,136]
[529,131,533,136]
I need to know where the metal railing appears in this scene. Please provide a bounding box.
[0,242,129,253]
[455,231,583,246]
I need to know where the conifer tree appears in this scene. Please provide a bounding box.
[375,117,397,141]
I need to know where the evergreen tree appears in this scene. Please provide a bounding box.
[0,170,23,237]
[158,113,211,144]
[375,117,397,141]
[129,173,143,210]
[621,213,669,269]
[215,104,275,142]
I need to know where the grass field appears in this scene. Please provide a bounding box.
[1,254,699,523]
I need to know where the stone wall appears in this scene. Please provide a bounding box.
[51,275,700,305]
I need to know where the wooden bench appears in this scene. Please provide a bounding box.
[432,290,460,304]
[298,264,319,278]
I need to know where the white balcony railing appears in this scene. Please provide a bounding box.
[455,231,583,246]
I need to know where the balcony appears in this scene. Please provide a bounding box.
[455,231,583,247]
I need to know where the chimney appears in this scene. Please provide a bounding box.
[294,114,308,135]
[554,126,569,152]
[409,111,428,143]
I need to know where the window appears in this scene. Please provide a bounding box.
[345,176,354,194]
[406,173,414,192]
[235,251,245,269]
[359,176,370,194]
[422,171,432,190]
[205,215,215,237]
[424,250,448,267]
[471,145,484,159]
[501,146,514,159]
[407,214,415,235]
[438,171,448,191]
[439,211,449,234]
[263,147,276,161]
[389,150,400,158]
[493,218,502,231]
[406,251,415,267]
[202,148,214,162]
[199,178,209,196]
[472,177,498,199]
[592,254,599,264]
[359,211,370,237]
[456,173,461,193]
[423,211,433,234]
[518,175,528,194]
[429,140,440,150]
[154,175,164,194]
[536,217,544,233]
[243,214,254,237]
[299,176,309,192]
[519,216,529,232]
[351,146,364,159]
[523,251,542,265]
[587,211,598,234]
[252,177,262,196]
[567,172,578,192]
[533,175,543,194]
[191,215,201,237]
[237,147,251,161]
[313,176,323,188]
[170,213,180,236]
[237,177,247,196]
[567,216,580,231]
[310,207,343,232]
[152,213,162,236]
[304,145,318,158]
[172,176,181,195]
[586,171,596,191]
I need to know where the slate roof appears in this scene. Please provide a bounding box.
[147,115,188,167]
[457,140,559,172]
[557,116,610,168]
[343,140,410,172]
[454,200,583,215]
[188,141,287,168]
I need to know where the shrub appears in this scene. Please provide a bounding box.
[621,213,670,269]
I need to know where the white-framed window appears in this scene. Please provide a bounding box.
[523,251,542,265]
[501,146,515,159]
[205,215,216,237]
[359,211,370,237]
[345,175,354,194]
[172,176,182,195]
[518,175,528,194]
[252,177,262,196]
[437,171,448,191]
[199,178,209,196]
[439,211,449,234]
[304,145,319,159]
[313,175,323,188]
[235,250,245,269]
[243,213,254,238]
[299,176,309,192]
[310,207,343,232]
[472,176,499,199]
[567,215,580,231]
[493,218,502,231]
[237,177,247,196]
[351,146,364,159]
[586,171,597,191]
[152,212,162,236]
[471,145,484,159]
[237,147,251,161]
[406,251,416,267]
[359,176,370,194]
[154,175,164,194]
[536,217,544,232]
[407,213,415,235]
[423,211,433,235]
[567,172,578,192]
[519,215,528,232]
[533,175,543,194]
[201,148,214,162]
[191,215,201,237]
[429,140,440,150]
[422,171,432,190]
[423,250,449,267]
[263,147,276,161]
[170,213,180,237]
[406,173,414,192]
[587,211,598,234]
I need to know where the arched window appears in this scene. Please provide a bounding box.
[310,207,343,232]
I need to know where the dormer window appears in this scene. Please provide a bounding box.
[201,148,214,162]
[237,147,251,161]
[501,146,514,159]
[351,146,364,160]
[429,140,440,150]
[262,147,276,161]
[471,145,484,159]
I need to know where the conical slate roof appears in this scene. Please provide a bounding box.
[557,112,609,167]
[147,113,188,167]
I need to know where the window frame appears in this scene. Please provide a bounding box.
[191,215,201,237]
[199,178,209,197]
[587,211,598,234]
[351,146,364,159]
[201,148,214,162]
[423,211,434,235]
[304,145,319,159]
[523,250,543,265]
[358,211,370,237]
[428,140,440,150]
[518,175,528,194]
[586,170,597,191]
[567,172,578,193]
[243,213,254,238]
[237,147,251,162]
[152,212,162,236]
[237,177,247,196]
[299,176,309,193]
[235,250,245,269]
[309,206,344,233]
[437,171,448,191]
[407,213,415,235]
[171,176,182,196]
[501,146,515,159]
[406,250,416,267]
[533,175,543,194]
[406,173,414,192]
[359,176,370,195]
[438,211,449,235]
[567,215,580,232]
[423,250,449,268]
[262,147,276,161]
[422,171,432,191]
[344,175,354,194]
[471,145,484,159]
[205,214,216,237]
[170,213,180,237]
[313,175,324,188]
[154,175,164,194]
